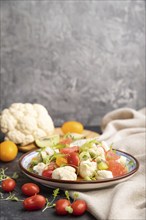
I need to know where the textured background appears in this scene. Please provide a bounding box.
[0,0,145,126]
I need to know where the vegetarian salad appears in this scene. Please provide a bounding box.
[28,134,129,181]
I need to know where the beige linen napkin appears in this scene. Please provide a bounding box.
[70,108,146,220]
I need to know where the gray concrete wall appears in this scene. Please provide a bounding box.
[0,0,145,126]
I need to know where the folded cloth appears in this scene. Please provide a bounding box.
[70,107,146,220]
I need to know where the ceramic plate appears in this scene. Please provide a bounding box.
[19,149,139,190]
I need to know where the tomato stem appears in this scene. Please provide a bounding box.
[65,205,73,213]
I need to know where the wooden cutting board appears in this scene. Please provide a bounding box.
[18,128,100,152]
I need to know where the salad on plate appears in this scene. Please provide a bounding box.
[27,133,132,182]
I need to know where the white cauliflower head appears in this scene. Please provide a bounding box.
[0,103,54,146]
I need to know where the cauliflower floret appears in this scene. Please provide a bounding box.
[0,103,54,145]
[96,170,113,179]
[24,135,35,146]
[89,145,105,158]
[5,130,35,146]
[0,110,17,133]
[6,130,26,144]
[33,162,46,175]
[23,103,37,117]
[33,104,49,116]
[117,156,127,166]
[52,166,77,181]
[37,116,54,135]
[10,103,24,111]
[79,160,97,179]
[33,129,47,139]
[16,116,37,135]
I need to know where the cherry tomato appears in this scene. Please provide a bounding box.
[61,121,84,134]
[56,157,68,167]
[42,169,53,178]
[21,183,40,196]
[67,152,79,167]
[42,162,56,178]
[71,200,87,216]
[0,141,18,162]
[23,194,46,211]
[60,146,79,154]
[55,199,71,215]
[2,178,16,192]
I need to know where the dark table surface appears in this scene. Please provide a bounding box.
[0,126,101,220]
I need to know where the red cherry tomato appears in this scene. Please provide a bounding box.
[2,178,16,192]
[71,200,87,216]
[55,199,71,215]
[60,146,79,154]
[42,162,56,178]
[42,169,53,178]
[23,194,46,211]
[21,183,40,196]
[67,152,79,167]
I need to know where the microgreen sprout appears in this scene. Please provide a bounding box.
[65,190,70,202]
[109,143,114,151]
[11,172,19,180]
[65,191,79,202]
[0,192,23,202]
[73,192,79,201]
[42,188,60,212]
[0,168,19,181]
[0,168,8,181]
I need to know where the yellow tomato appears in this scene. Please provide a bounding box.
[56,157,68,167]
[0,141,18,162]
[61,121,84,134]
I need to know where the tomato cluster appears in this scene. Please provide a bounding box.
[1,179,45,211]
[55,199,87,216]
[1,177,87,216]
